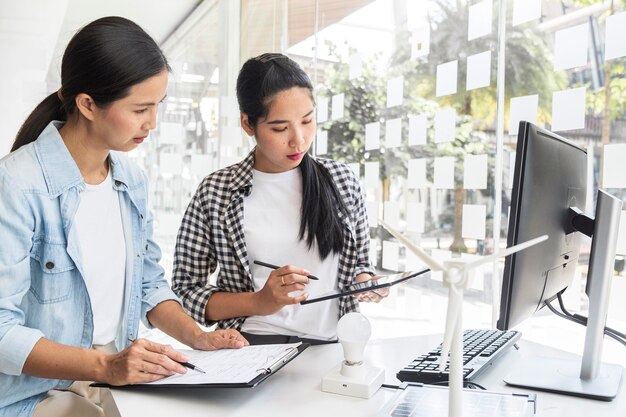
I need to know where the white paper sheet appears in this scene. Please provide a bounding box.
[435,108,456,143]
[468,0,492,41]
[512,0,541,26]
[384,201,401,229]
[466,50,491,91]
[365,121,381,150]
[385,118,402,148]
[331,93,345,120]
[382,241,400,271]
[462,204,487,240]
[316,130,328,155]
[436,60,458,97]
[552,87,586,131]
[408,114,428,146]
[509,94,538,135]
[554,23,589,71]
[387,76,404,108]
[463,154,488,190]
[366,201,379,228]
[602,144,626,188]
[349,53,363,79]
[406,202,425,233]
[364,161,380,188]
[408,158,428,189]
[434,157,455,189]
[347,163,360,178]
[411,26,431,59]
[605,12,626,61]
[317,98,329,123]
[149,343,302,385]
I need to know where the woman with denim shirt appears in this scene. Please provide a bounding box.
[0,17,247,417]
[172,53,386,346]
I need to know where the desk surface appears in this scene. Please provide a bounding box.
[111,334,625,417]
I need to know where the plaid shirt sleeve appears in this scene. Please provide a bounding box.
[171,183,218,326]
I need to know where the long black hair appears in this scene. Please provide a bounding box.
[236,53,346,260]
[11,16,170,152]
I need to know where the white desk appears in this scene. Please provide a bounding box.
[111,334,625,416]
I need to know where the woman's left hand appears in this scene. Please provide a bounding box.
[354,273,389,303]
[192,329,250,351]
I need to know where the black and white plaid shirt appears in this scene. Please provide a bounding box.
[171,150,374,330]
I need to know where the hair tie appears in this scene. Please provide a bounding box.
[57,88,64,102]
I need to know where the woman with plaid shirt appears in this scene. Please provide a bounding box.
[172,53,385,345]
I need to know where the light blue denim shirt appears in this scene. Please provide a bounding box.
[0,121,180,416]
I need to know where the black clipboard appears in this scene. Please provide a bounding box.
[300,268,430,305]
[91,343,309,390]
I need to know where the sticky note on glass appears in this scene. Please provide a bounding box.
[466,50,491,91]
[462,204,487,240]
[366,201,379,228]
[223,126,242,147]
[385,118,402,148]
[554,23,589,70]
[509,94,538,135]
[436,60,458,97]
[382,241,400,271]
[605,11,626,61]
[408,158,428,189]
[316,130,328,155]
[364,162,379,188]
[602,144,626,188]
[552,87,586,131]
[317,98,329,123]
[387,76,404,108]
[468,0,492,41]
[616,211,626,255]
[411,26,430,59]
[384,201,401,229]
[431,249,452,282]
[365,122,381,150]
[408,114,428,146]
[464,154,488,190]
[160,152,183,174]
[435,108,456,143]
[219,95,239,120]
[513,0,541,26]
[406,202,425,233]
[159,122,184,145]
[331,93,344,120]
[370,239,378,268]
[349,53,363,79]
[434,157,455,189]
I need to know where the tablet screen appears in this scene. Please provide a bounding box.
[300,269,429,305]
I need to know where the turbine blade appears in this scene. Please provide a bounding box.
[464,235,548,270]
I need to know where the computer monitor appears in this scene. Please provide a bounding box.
[497,121,623,400]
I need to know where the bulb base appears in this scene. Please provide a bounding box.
[322,363,385,399]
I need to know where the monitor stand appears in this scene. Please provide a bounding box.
[504,190,624,401]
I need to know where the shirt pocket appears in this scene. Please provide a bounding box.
[29,241,75,303]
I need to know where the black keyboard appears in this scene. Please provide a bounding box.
[397,329,521,384]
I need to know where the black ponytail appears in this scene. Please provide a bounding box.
[236,53,345,259]
[11,16,170,152]
[299,154,347,259]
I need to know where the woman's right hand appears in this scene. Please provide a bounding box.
[253,265,312,315]
[102,338,190,385]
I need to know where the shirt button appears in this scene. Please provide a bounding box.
[114,180,121,187]
[45,262,55,269]
[145,244,149,250]
[140,214,144,219]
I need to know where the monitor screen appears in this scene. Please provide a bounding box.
[497,121,587,331]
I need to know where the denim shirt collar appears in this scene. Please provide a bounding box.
[35,121,135,196]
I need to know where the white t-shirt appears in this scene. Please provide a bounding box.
[74,169,126,345]
[241,168,341,341]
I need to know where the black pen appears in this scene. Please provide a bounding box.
[177,361,206,374]
[253,260,319,280]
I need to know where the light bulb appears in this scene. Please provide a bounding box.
[337,312,371,365]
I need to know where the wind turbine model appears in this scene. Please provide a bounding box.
[379,218,548,417]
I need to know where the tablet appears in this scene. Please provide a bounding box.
[300,268,430,305]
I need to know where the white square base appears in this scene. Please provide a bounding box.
[321,365,385,399]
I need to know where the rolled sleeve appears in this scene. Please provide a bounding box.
[0,325,44,376]
[141,286,182,329]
